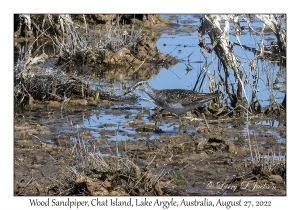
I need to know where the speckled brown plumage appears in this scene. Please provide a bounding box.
[125,81,217,116]
[151,89,217,106]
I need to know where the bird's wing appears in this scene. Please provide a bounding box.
[159,89,217,106]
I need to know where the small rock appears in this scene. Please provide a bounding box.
[269,175,283,183]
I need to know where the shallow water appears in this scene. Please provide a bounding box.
[49,14,286,143]
[14,15,286,196]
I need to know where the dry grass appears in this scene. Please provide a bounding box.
[55,15,143,66]
[48,135,164,196]
[14,15,143,107]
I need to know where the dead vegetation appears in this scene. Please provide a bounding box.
[195,15,286,189]
[48,136,163,196]
[13,14,286,196]
[197,14,286,116]
[14,14,177,109]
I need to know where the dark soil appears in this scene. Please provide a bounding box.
[14,101,286,196]
[14,14,286,196]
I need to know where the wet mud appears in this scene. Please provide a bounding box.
[14,14,286,196]
[14,101,286,196]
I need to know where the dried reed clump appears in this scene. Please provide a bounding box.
[14,15,144,106]
[49,137,163,196]
[55,15,143,66]
[14,64,95,106]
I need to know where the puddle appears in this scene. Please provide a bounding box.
[51,104,198,142]
[15,14,286,145]
[255,120,280,127]
[25,15,286,151]
[245,153,285,162]
[14,14,286,196]
[266,130,286,143]
[45,139,55,145]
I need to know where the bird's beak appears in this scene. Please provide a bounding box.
[124,88,133,95]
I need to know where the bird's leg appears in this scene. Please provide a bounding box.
[201,112,211,132]
[177,114,182,134]
[154,108,158,129]
[154,106,161,129]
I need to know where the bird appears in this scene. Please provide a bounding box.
[124,80,218,133]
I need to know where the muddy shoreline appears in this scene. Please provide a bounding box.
[14,14,286,196]
[14,101,286,196]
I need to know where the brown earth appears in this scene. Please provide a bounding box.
[14,14,286,196]
[14,101,286,196]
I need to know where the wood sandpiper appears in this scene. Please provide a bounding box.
[124,81,217,133]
